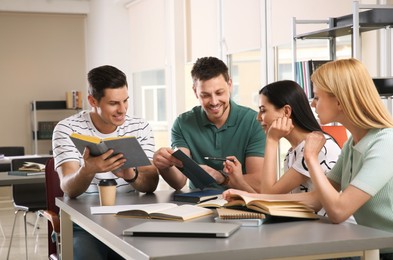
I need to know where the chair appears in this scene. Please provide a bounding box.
[42,158,63,260]
[0,146,25,156]
[6,156,51,260]
[321,125,348,148]
[11,156,53,232]
[10,156,52,172]
[0,147,24,240]
[0,146,25,172]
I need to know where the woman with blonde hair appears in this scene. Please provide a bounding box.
[223,59,393,258]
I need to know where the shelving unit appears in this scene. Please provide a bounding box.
[31,100,79,155]
[291,1,393,123]
[292,1,393,80]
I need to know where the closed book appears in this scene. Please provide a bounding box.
[171,148,216,190]
[8,171,45,176]
[173,189,223,203]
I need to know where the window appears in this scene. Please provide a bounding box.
[133,69,169,148]
[228,50,261,110]
[142,85,166,130]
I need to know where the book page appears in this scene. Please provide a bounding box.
[19,162,45,172]
[70,133,101,144]
[198,198,228,208]
[70,134,108,156]
[150,204,213,221]
[247,205,318,219]
[225,194,318,220]
[90,203,177,215]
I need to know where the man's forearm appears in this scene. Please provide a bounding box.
[60,167,94,198]
[158,166,187,190]
[130,166,159,193]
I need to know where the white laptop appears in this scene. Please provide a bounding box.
[123,221,240,238]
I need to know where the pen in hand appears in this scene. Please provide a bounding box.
[204,157,235,162]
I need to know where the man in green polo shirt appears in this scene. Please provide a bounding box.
[153,56,266,192]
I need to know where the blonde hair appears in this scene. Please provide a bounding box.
[311,58,393,129]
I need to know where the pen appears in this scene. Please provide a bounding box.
[204,157,235,162]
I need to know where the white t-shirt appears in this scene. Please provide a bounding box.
[52,110,155,194]
[284,134,341,193]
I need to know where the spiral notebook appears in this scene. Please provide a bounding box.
[215,208,266,226]
[216,208,266,220]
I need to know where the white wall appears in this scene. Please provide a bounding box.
[86,0,135,114]
[1,0,390,154]
[0,0,136,154]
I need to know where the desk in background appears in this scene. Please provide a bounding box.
[56,190,393,260]
[0,171,45,186]
[0,155,51,172]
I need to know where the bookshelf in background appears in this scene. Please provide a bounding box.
[295,60,331,99]
[31,100,80,155]
[37,121,58,140]
[292,2,393,99]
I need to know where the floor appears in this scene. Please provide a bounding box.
[0,208,48,260]
[0,179,172,260]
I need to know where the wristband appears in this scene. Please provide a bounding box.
[218,170,229,186]
[124,168,139,183]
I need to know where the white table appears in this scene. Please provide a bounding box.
[0,171,45,186]
[56,190,393,260]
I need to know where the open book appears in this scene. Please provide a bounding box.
[198,198,228,208]
[70,133,151,170]
[18,161,45,172]
[90,203,213,221]
[224,194,319,220]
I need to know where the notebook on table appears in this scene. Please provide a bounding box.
[123,221,240,238]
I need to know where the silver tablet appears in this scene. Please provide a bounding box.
[123,221,240,238]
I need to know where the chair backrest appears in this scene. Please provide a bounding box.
[0,146,25,156]
[12,183,46,211]
[0,146,25,172]
[321,125,348,149]
[45,158,64,257]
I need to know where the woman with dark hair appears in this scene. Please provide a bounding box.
[224,80,341,195]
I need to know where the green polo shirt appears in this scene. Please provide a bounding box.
[172,100,266,189]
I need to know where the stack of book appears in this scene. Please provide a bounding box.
[198,193,319,226]
[295,60,331,99]
[8,161,46,176]
[38,121,58,139]
[66,90,83,109]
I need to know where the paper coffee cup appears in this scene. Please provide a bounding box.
[98,179,117,206]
